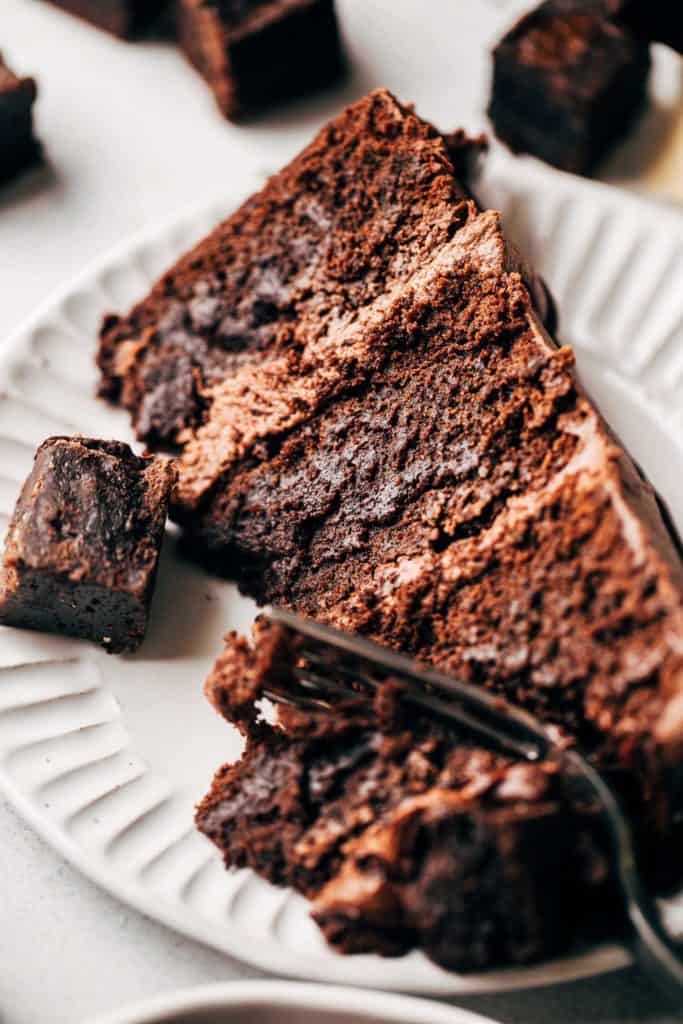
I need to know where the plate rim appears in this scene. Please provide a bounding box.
[84,979,504,1024]
[0,166,681,995]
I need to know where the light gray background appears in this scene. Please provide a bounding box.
[1,1,680,1021]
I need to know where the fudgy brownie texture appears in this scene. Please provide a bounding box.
[0,437,175,653]
[40,0,170,37]
[488,0,651,174]
[0,54,39,186]
[97,91,483,448]
[178,0,344,119]
[197,620,611,971]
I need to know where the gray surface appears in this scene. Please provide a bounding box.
[1,1,681,1021]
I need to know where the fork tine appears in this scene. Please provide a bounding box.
[292,649,543,760]
[291,666,369,703]
[262,688,335,713]
[268,607,551,762]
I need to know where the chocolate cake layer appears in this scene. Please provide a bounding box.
[97,91,477,448]
[197,621,611,971]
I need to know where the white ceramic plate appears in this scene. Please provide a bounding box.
[0,162,682,995]
[86,980,498,1024]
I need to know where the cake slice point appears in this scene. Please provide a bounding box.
[97,89,476,448]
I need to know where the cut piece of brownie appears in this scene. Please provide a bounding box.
[97,90,480,448]
[178,0,345,120]
[488,0,651,174]
[40,0,170,37]
[175,197,683,885]
[197,620,611,971]
[0,437,174,653]
[0,54,39,186]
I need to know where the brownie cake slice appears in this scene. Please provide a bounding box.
[197,620,610,970]
[101,90,683,887]
[175,189,683,885]
[97,91,490,448]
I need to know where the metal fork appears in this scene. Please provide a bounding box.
[266,607,683,1002]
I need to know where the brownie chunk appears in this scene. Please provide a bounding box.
[488,0,651,174]
[0,437,175,653]
[197,621,611,971]
[40,0,170,37]
[0,55,39,186]
[178,0,345,119]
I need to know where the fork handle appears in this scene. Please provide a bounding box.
[562,751,683,1003]
[623,865,683,1003]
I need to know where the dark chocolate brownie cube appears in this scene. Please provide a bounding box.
[0,437,175,653]
[41,0,171,38]
[0,55,39,186]
[488,0,651,174]
[178,0,345,119]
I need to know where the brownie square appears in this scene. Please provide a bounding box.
[0,55,39,186]
[41,0,171,38]
[178,0,345,119]
[0,437,175,653]
[488,0,651,174]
